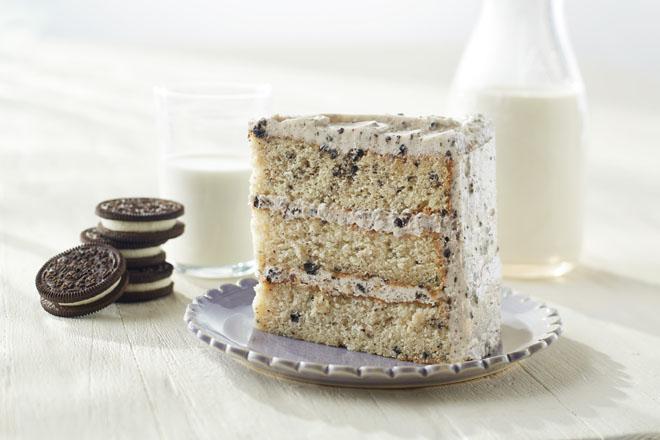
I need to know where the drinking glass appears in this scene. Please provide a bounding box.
[154,82,271,278]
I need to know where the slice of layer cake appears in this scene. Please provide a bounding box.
[248,114,501,364]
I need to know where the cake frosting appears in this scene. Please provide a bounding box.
[258,264,436,304]
[252,113,493,158]
[249,113,501,364]
[251,193,450,238]
[251,113,499,306]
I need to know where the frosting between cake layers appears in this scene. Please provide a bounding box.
[259,249,500,307]
[251,114,493,158]
[259,265,442,304]
[251,193,453,238]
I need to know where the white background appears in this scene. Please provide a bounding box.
[4,0,660,110]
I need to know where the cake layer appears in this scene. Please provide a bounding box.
[250,135,452,214]
[253,281,452,364]
[252,208,447,293]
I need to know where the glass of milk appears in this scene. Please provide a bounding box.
[154,82,271,278]
[448,0,587,279]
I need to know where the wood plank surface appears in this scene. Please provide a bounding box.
[1,38,659,439]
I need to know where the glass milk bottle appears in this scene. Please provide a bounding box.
[448,0,587,279]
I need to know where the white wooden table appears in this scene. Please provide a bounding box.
[2,39,660,439]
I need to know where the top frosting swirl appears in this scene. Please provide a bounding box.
[250,113,493,157]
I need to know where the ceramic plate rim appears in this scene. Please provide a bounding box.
[183,278,562,386]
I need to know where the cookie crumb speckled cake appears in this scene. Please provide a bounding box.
[248,114,501,364]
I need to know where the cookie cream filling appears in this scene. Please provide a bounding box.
[119,246,162,259]
[99,218,176,232]
[59,279,121,306]
[125,277,172,293]
[259,266,441,304]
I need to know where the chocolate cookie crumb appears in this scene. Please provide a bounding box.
[251,118,267,138]
[394,217,409,228]
[303,262,320,275]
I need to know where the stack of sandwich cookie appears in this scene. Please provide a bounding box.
[81,227,167,268]
[36,244,128,317]
[95,198,184,243]
[35,197,185,317]
[88,197,184,302]
[118,262,174,303]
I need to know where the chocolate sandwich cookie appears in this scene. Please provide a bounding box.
[118,262,174,303]
[95,197,184,244]
[36,244,128,317]
[80,227,167,269]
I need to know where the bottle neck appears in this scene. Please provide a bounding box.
[479,0,564,52]
[461,0,581,89]
[481,0,561,25]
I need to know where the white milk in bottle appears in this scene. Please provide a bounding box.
[160,154,253,268]
[448,0,587,278]
[466,87,586,276]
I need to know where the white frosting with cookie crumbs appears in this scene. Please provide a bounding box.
[251,193,451,238]
[258,265,442,304]
[251,113,493,158]
[99,218,176,232]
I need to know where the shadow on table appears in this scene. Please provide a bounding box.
[60,266,657,436]
[63,289,194,348]
[217,336,637,438]
[507,264,660,338]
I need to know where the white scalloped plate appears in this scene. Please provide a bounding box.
[184,278,562,388]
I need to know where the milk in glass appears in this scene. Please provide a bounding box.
[154,82,270,278]
[160,154,252,267]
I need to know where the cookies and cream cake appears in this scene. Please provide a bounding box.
[248,114,501,364]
